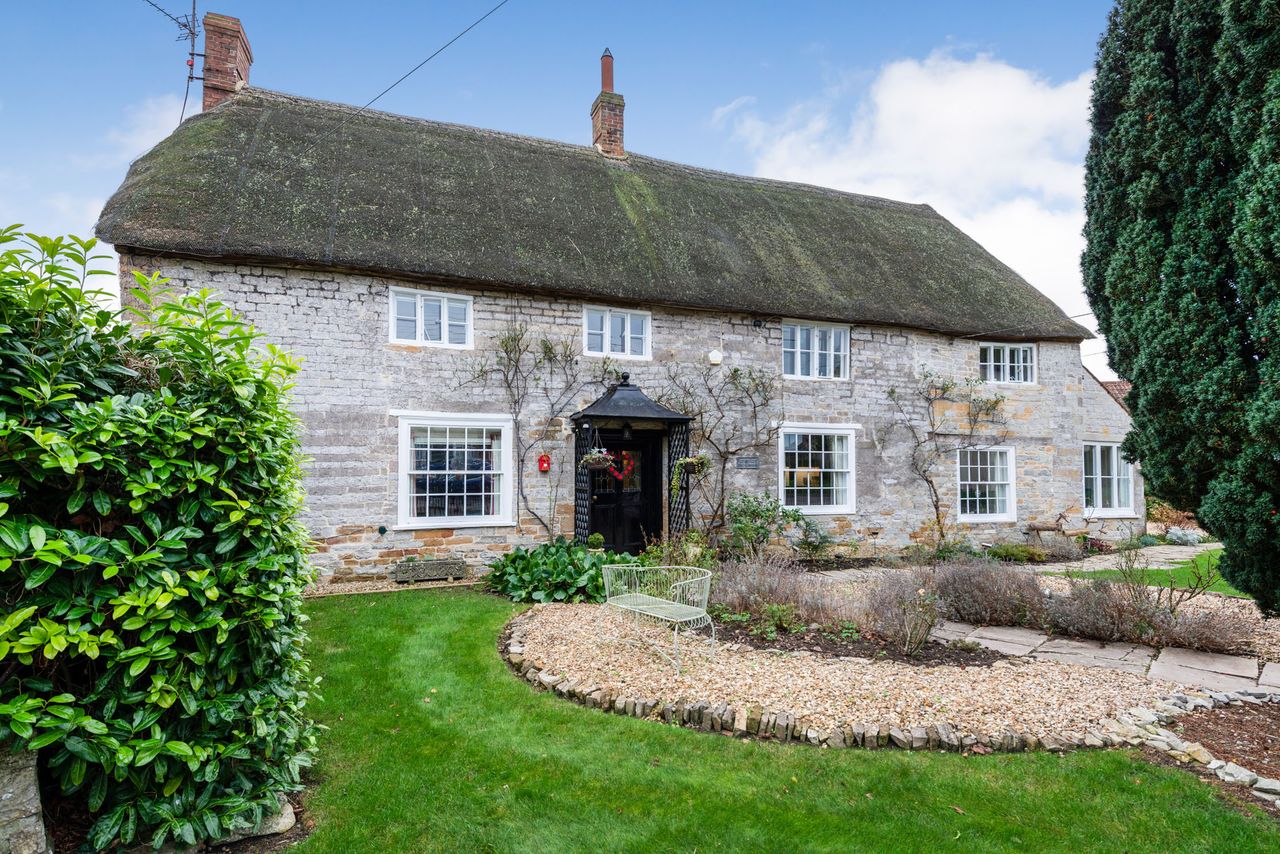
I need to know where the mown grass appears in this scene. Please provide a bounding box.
[1047,549,1246,598]
[295,588,1276,853]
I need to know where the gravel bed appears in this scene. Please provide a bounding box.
[519,603,1177,737]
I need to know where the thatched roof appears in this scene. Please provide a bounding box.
[96,88,1090,341]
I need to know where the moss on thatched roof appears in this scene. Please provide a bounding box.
[96,88,1089,341]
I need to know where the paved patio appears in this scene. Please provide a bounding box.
[934,619,1272,692]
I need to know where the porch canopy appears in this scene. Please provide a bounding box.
[570,373,693,541]
[570,373,692,426]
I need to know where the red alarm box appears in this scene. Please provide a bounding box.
[537,454,551,472]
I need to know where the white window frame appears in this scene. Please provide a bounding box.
[1082,442,1135,517]
[956,445,1017,523]
[782,321,850,380]
[776,422,859,515]
[388,287,474,349]
[978,342,1037,385]
[581,305,652,360]
[392,410,515,530]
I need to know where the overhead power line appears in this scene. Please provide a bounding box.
[268,0,515,179]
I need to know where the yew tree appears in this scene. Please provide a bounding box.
[1083,0,1280,613]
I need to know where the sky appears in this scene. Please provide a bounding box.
[2,0,1118,377]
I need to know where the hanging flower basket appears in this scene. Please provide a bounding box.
[579,449,615,471]
[670,452,711,500]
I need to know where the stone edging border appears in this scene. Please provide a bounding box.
[502,607,1280,808]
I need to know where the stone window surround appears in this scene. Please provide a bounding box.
[776,422,860,515]
[781,319,850,381]
[581,304,652,361]
[956,445,1018,523]
[1082,441,1136,518]
[978,341,1037,385]
[392,410,516,530]
[388,286,474,349]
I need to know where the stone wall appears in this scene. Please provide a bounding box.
[120,254,1143,574]
[0,751,51,854]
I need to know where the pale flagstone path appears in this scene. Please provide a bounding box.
[933,620,1266,692]
[825,543,1265,691]
[1031,540,1220,575]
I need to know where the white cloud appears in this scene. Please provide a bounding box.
[720,50,1116,379]
[7,94,181,303]
[73,93,185,170]
[710,95,756,127]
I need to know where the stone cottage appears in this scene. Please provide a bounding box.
[95,13,1142,575]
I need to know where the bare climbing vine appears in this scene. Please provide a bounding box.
[460,322,614,536]
[657,364,781,535]
[886,371,1009,548]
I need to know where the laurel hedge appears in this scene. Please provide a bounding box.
[0,228,318,850]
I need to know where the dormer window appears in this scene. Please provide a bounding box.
[979,343,1036,384]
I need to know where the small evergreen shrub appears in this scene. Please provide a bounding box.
[0,230,317,850]
[934,540,982,561]
[722,493,802,558]
[485,537,637,603]
[793,518,835,561]
[985,543,1048,563]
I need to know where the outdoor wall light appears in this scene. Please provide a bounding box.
[708,348,723,365]
[621,422,633,440]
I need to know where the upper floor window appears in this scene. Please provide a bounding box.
[779,426,856,513]
[584,306,650,359]
[390,288,472,348]
[979,343,1036,384]
[783,322,848,379]
[1083,442,1133,516]
[957,446,1016,522]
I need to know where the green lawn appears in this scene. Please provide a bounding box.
[1046,549,1247,598]
[295,588,1277,853]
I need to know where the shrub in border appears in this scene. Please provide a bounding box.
[485,537,638,603]
[0,230,318,850]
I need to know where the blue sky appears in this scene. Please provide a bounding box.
[2,0,1117,374]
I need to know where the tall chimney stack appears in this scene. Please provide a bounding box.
[202,13,253,111]
[591,48,625,158]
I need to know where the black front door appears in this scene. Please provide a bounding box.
[588,432,662,554]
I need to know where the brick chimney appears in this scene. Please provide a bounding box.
[202,12,253,111]
[590,48,625,157]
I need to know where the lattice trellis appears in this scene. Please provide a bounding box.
[667,421,691,537]
[573,424,591,542]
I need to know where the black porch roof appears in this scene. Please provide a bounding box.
[571,373,691,424]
